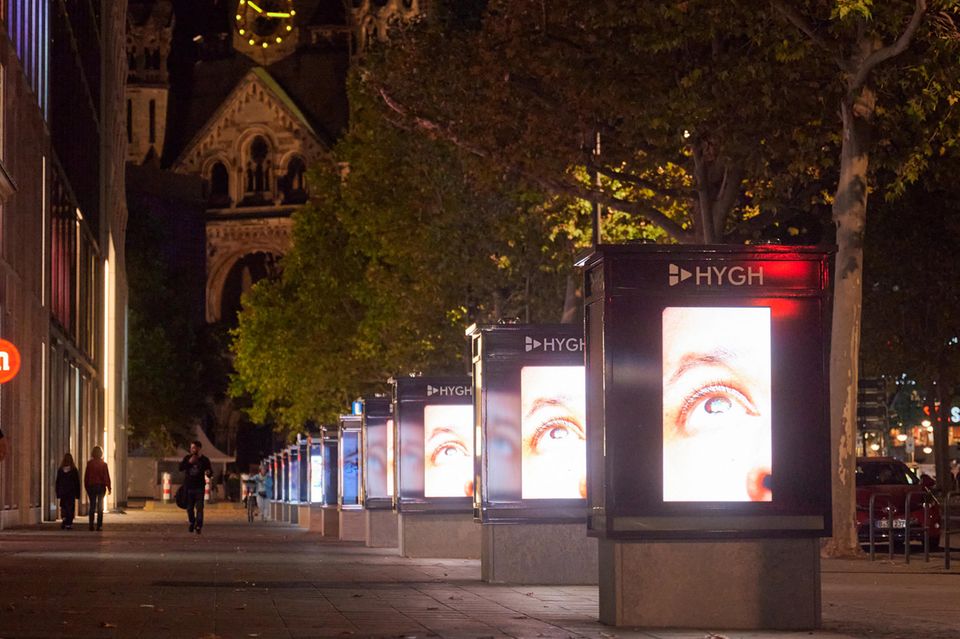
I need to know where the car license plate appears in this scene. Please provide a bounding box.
[877,519,906,529]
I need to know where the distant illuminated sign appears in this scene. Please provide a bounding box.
[352,400,363,415]
[424,404,474,498]
[662,307,772,502]
[0,339,21,384]
[520,366,586,500]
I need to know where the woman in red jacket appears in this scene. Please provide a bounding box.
[84,446,111,531]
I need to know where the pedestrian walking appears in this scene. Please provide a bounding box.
[0,426,7,462]
[180,440,212,534]
[256,466,272,522]
[55,453,81,529]
[83,446,111,531]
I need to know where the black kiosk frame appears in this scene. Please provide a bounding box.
[468,323,597,584]
[361,396,393,510]
[578,244,834,629]
[468,323,588,523]
[394,376,480,558]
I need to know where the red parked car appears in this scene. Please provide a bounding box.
[855,457,941,548]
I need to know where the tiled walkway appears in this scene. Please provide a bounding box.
[0,509,957,638]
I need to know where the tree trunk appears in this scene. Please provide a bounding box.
[822,92,873,558]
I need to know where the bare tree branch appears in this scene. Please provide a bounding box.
[849,0,928,92]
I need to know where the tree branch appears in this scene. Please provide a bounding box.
[849,0,928,92]
[373,84,694,243]
[771,0,842,64]
[589,161,688,201]
[712,163,744,239]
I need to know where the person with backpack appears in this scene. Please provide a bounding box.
[83,446,111,531]
[55,453,81,529]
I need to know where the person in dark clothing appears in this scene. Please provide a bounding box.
[55,453,81,529]
[83,446,111,531]
[0,427,7,462]
[180,440,212,534]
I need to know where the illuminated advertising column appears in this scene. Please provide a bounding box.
[268,454,279,521]
[279,449,290,522]
[467,323,596,584]
[579,244,833,629]
[361,396,398,548]
[309,438,324,504]
[318,425,340,537]
[287,444,301,525]
[394,376,480,559]
[338,414,365,541]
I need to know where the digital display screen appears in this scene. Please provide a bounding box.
[386,418,395,497]
[310,443,323,503]
[289,454,300,504]
[366,420,388,498]
[342,431,360,505]
[661,306,772,502]
[323,441,338,505]
[424,404,474,498]
[520,366,586,500]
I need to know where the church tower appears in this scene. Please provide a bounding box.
[126,0,174,164]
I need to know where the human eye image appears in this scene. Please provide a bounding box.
[521,366,587,500]
[661,306,772,502]
[423,405,475,497]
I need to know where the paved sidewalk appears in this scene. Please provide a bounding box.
[0,509,957,639]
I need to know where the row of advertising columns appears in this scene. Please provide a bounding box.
[263,245,834,631]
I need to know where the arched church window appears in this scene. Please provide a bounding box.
[243,136,272,204]
[208,162,231,208]
[281,156,307,204]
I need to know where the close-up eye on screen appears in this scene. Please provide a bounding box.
[662,306,772,503]
[423,404,474,498]
[520,366,587,500]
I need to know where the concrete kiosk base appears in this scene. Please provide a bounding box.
[399,512,480,559]
[298,504,322,530]
[598,537,820,630]
[482,522,597,584]
[365,509,399,548]
[319,506,339,537]
[339,509,365,541]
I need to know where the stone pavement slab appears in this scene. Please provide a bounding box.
[0,509,958,638]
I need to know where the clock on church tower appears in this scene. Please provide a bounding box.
[233,0,299,64]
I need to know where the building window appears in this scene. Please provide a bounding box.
[281,156,307,204]
[243,136,272,204]
[208,161,230,208]
[148,100,156,144]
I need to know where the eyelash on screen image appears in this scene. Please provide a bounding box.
[529,416,585,451]
[429,440,469,465]
[674,380,759,436]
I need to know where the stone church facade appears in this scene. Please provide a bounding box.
[126,0,426,324]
